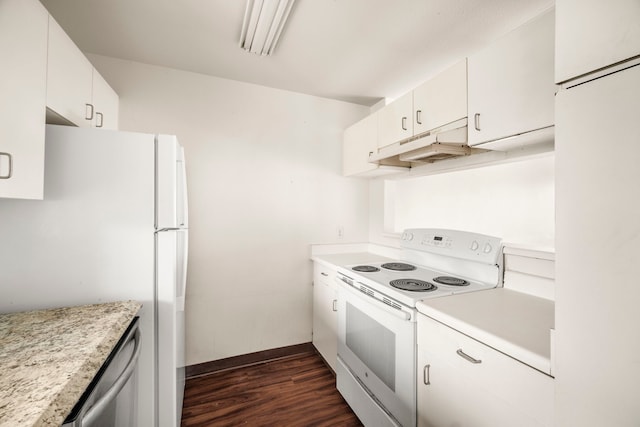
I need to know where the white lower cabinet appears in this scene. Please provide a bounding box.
[417,314,553,427]
[312,262,338,372]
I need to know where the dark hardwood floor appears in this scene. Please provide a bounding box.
[181,350,363,427]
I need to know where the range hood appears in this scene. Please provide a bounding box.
[368,118,484,164]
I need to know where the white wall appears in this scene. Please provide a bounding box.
[369,155,555,249]
[88,55,370,365]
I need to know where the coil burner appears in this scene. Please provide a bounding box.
[352,265,380,273]
[433,276,469,286]
[381,262,416,272]
[390,279,437,292]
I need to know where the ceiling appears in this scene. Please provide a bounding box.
[40,0,554,106]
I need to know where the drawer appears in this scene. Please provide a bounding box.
[313,263,336,287]
[418,314,553,426]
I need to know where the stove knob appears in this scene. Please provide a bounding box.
[470,240,479,251]
[404,232,414,241]
[483,243,493,253]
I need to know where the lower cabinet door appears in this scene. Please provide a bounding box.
[417,314,554,427]
[312,266,337,371]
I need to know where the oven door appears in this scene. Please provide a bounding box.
[337,280,416,427]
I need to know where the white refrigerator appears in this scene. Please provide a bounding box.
[555,7,640,422]
[0,124,188,427]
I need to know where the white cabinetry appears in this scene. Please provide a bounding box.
[343,113,379,176]
[312,262,338,371]
[92,71,119,130]
[378,60,467,149]
[556,0,640,83]
[0,0,48,200]
[417,314,553,427]
[467,9,555,149]
[412,59,467,136]
[47,16,118,130]
[378,92,413,149]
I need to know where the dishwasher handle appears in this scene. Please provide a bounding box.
[81,327,141,426]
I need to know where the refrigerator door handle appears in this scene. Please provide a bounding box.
[176,230,188,312]
[176,146,189,228]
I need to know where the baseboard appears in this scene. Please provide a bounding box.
[185,342,315,379]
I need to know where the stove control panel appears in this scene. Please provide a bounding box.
[401,228,502,264]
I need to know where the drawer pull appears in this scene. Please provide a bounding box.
[423,364,431,385]
[332,299,337,312]
[456,349,482,364]
[321,272,328,277]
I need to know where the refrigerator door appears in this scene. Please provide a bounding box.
[156,229,187,427]
[156,135,188,230]
[556,63,640,426]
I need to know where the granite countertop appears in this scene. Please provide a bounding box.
[0,301,141,427]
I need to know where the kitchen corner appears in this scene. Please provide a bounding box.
[0,301,140,426]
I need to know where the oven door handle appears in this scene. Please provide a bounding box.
[337,278,412,321]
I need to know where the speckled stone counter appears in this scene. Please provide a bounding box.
[0,301,141,427]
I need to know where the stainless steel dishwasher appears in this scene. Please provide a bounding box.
[62,317,141,427]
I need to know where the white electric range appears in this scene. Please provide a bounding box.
[335,228,503,427]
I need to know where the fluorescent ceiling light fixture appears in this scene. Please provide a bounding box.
[240,0,296,56]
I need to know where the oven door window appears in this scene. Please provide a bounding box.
[345,302,396,391]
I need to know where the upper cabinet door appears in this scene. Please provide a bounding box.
[413,59,467,135]
[467,9,555,147]
[556,0,640,83]
[377,91,413,149]
[0,0,48,199]
[92,70,119,130]
[47,15,94,128]
[343,113,379,176]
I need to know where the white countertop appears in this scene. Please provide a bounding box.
[416,288,554,375]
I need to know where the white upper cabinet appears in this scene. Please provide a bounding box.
[343,112,409,177]
[556,0,640,83]
[0,0,48,199]
[92,71,119,130]
[378,60,468,150]
[47,15,94,128]
[343,113,379,176]
[467,9,555,148]
[47,15,119,130]
[413,59,467,135]
[378,91,413,149]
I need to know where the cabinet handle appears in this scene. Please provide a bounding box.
[423,364,431,385]
[456,348,482,364]
[0,152,13,179]
[416,110,422,125]
[321,272,328,277]
[96,112,104,128]
[332,299,337,312]
[85,103,95,120]
[474,113,481,131]
[401,116,407,131]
